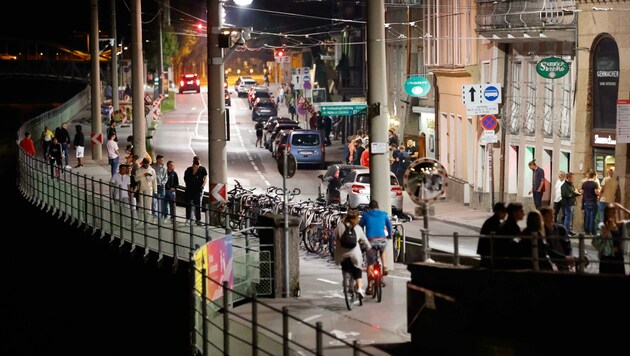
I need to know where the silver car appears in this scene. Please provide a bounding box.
[338,168,403,213]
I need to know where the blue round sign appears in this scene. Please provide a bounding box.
[404,76,431,97]
[483,85,500,102]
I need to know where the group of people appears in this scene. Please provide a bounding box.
[19,123,85,178]
[109,153,207,226]
[333,200,393,299]
[476,200,626,275]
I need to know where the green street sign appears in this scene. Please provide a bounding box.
[320,103,367,116]
[536,57,570,79]
[404,76,431,97]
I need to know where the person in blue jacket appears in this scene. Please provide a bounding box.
[359,200,393,293]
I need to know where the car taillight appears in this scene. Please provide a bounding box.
[180,80,184,87]
[391,186,403,196]
[286,143,291,152]
[351,184,365,194]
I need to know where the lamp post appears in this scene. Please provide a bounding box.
[206,0,252,207]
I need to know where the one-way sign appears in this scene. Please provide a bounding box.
[462,83,502,105]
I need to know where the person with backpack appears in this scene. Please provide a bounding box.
[334,210,371,299]
[359,200,393,294]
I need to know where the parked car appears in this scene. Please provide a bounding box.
[237,78,257,97]
[338,168,403,213]
[248,86,274,109]
[179,73,200,94]
[272,129,292,160]
[263,117,294,146]
[286,129,326,168]
[317,164,364,204]
[252,98,278,121]
[266,122,301,150]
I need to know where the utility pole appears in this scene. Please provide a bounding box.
[367,0,394,271]
[158,9,164,96]
[110,0,119,113]
[207,0,228,206]
[90,0,102,160]
[131,0,146,158]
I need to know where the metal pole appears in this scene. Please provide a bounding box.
[207,0,228,212]
[90,0,102,160]
[110,0,119,113]
[131,0,147,158]
[283,149,289,298]
[157,10,164,96]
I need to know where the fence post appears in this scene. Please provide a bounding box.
[577,233,586,273]
[316,321,323,356]
[453,232,460,266]
[251,292,258,356]
[223,281,230,356]
[282,306,289,356]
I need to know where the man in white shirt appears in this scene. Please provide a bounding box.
[135,157,158,222]
[110,164,136,208]
[553,171,566,223]
[106,132,120,177]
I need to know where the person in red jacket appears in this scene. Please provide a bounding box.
[360,145,370,168]
[19,132,36,157]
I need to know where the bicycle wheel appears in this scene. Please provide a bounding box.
[343,271,355,310]
[375,275,382,302]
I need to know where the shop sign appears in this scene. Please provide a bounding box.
[536,57,570,79]
[404,76,431,97]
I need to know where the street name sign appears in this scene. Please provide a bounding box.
[320,102,367,116]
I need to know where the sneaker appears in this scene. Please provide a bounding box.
[357,288,365,299]
[195,221,203,226]
[383,267,389,276]
[184,219,191,226]
[365,286,373,295]
[65,165,72,170]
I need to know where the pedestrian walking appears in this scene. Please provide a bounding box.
[528,159,545,209]
[55,123,71,169]
[40,126,54,159]
[19,132,36,157]
[255,119,264,147]
[46,136,63,178]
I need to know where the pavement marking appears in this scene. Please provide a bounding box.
[231,110,270,187]
[302,314,322,323]
[317,278,339,285]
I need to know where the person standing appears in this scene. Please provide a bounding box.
[55,123,71,169]
[106,132,120,177]
[553,171,566,223]
[324,116,332,146]
[46,136,63,178]
[597,203,626,275]
[539,206,574,271]
[560,172,580,236]
[40,126,54,159]
[405,139,418,160]
[352,139,365,166]
[19,132,36,157]
[135,157,158,222]
[184,156,208,225]
[277,84,285,104]
[580,170,600,235]
[164,160,179,221]
[598,168,618,226]
[110,164,135,207]
[255,119,264,148]
[495,202,525,269]
[528,159,545,209]
[151,155,168,218]
[73,125,85,168]
[104,83,113,100]
[360,144,370,168]
[476,202,507,268]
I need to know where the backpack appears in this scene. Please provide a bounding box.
[340,223,357,249]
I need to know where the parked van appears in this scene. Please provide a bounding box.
[286,129,326,168]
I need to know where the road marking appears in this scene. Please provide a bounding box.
[302,314,322,323]
[317,278,339,285]
[231,110,270,186]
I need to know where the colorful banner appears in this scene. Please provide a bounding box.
[193,235,234,301]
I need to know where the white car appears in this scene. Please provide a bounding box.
[338,168,403,213]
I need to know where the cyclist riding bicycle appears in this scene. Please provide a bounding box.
[334,210,371,299]
[359,200,393,293]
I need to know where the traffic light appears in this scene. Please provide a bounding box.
[275,49,284,58]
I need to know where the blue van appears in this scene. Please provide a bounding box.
[287,129,326,168]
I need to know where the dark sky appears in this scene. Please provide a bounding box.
[0,1,358,51]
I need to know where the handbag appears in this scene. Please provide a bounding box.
[592,236,613,257]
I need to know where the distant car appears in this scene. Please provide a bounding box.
[225,90,231,106]
[317,164,364,204]
[179,73,200,94]
[252,98,278,121]
[338,168,403,213]
[264,117,295,147]
[237,78,257,97]
[286,129,326,168]
[248,86,274,109]
[272,129,292,160]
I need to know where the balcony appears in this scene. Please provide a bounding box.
[476,0,577,42]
